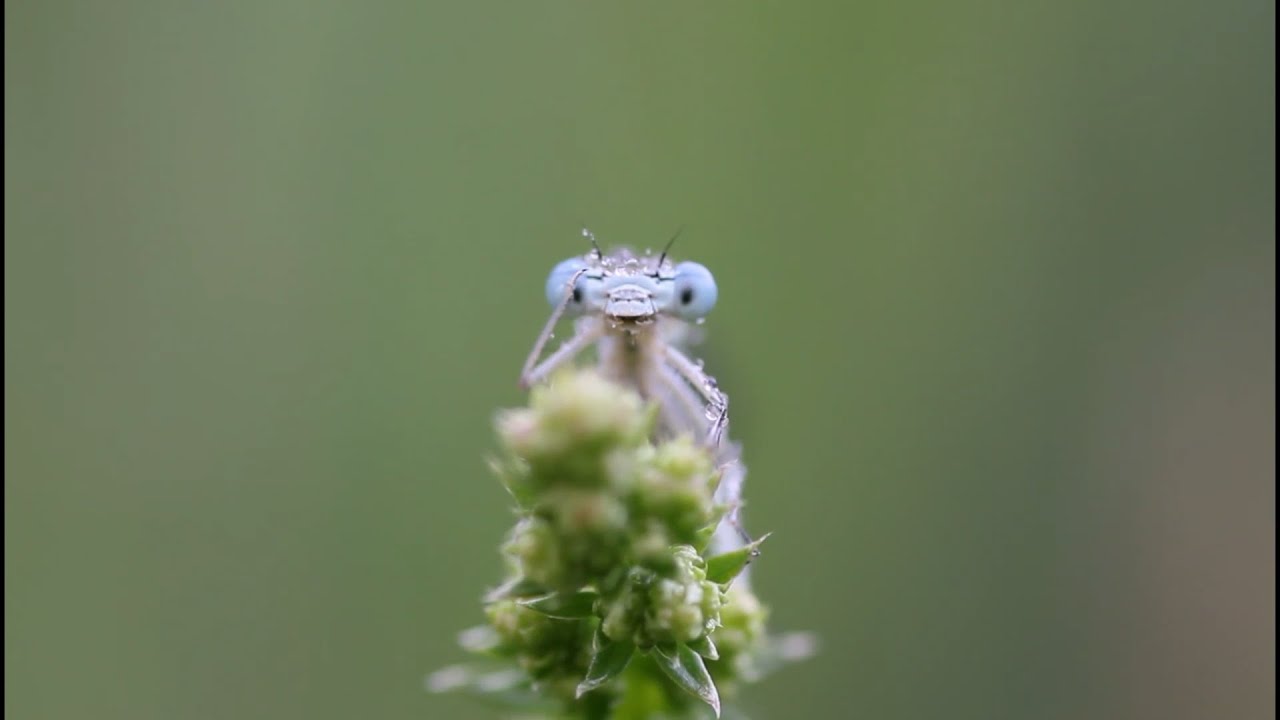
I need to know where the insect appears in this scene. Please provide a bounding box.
[520,229,752,566]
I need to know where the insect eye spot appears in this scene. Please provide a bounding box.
[680,288,694,305]
[572,287,583,303]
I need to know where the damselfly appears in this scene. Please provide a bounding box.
[520,229,751,566]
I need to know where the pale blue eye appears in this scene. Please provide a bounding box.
[670,261,717,319]
[545,258,589,308]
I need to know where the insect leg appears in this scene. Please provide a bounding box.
[661,344,730,447]
[519,267,591,389]
[519,318,603,389]
[660,345,755,562]
[647,362,714,441]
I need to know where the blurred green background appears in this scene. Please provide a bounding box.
[5,1,1273,718]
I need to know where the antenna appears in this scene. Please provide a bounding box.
[656,225,684,271]
[581,226,603,260]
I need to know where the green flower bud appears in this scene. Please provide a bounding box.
[651,435,716,482]
[503,517,564,588]
[435,369,811,718]
[627,437,718,545]
[630,519,673,568]
[549,489,628,535]
[497,372,660,495]
[502,372,649,458]
[485,600,524,651]
[534,371,649,443]
[645,546,723,644]
[710,583,768,673]
[600,571,646,643]
[483,600,594,698]
[598,546,724,648]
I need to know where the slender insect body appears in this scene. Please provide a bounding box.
[522,232,753,578]
[594,324,658,395]
[594,320,692,438]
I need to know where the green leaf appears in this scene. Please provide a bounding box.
[705,533,771,585]
[517,590,599,619]
[482,576,547,603]
[598,566,630,596]
[488,454,537,509]
[612,659,670,720]
[651,644,721,717]
[693,523,718,554]
[687,634,719,660]
[575,628,636,698]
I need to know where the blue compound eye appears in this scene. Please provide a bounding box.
[669,261,718,319]
[545,257,589,309]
